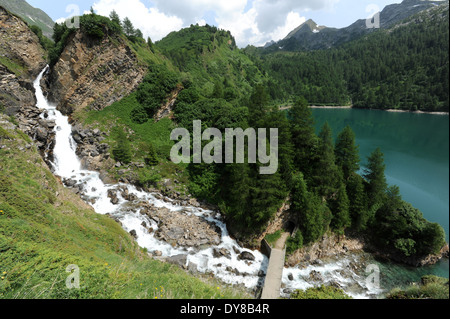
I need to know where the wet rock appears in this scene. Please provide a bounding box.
[166,226,185,240]
[213,248,231,259]
[238,251,255,261]
[309,270,323,282]
[188,262,199,275]
[129,230,137,239]
[167,254,187,268]
[311,259,323,266]
[107,189,119,205]
[288,273,294,281]
[63,178,77,187]
[328,281,343,289]
[258,270,266,278]
[151,207,221,248]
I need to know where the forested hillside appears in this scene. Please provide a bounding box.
[1,2,448,301]
[250,3,449,111]
[60,10,447,260]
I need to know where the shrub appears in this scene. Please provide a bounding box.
[286,231,303,255]
[112,129,132,164]
[291,285,352,299]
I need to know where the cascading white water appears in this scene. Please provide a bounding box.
[33,67,383,299]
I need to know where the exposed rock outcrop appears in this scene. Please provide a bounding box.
[0,6,46,77]
[0,6,46,116]
[139,203,222,248]
[0,65,36,116]
[286,233,365,268]
[368,243,450,268]
[16,104,56,166]
[44,30,147,115]
[154,84,184,122]
[70,123,114,173]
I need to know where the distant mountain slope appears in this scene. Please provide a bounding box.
[264,0,448,52]
[156,24,267,103]
[0,0,54,38]
[256,2,449,111]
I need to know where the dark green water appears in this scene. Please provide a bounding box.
[311,108,449,282]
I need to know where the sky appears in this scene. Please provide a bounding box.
[27,0,404,47]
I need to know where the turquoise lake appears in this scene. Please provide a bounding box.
[311,108,449,282]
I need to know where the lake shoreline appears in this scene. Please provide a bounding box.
[280,105,449,115]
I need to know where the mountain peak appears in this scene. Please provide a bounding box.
[284,19,326,40]
[270,0,448,51]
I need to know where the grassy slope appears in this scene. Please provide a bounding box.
[79,92,189,191]
[0,116,248,299]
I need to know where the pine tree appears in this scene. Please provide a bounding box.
[291,173,328,244]
[109,10,121,29]
[289,97,317,178]
[112,129,132,164]
[329,182,351,235]
[145,143,159,166]
[346,173,369,231]
[335,125,360,180]
[220,162,251,230]
[264,109,294,191]
[135,28,143,39]
[312,122,339,198]
[248,84,269,127]
[364,148,388,208]
[122,17,135,38]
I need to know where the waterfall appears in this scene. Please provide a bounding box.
[33,67,382,299]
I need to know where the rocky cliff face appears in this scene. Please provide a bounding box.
[0,6,46,116]
[45,30,147,115]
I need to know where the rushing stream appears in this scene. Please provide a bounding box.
[34,67,392,299]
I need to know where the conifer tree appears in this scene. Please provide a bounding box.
[112,129,132,164]
[312,122,339,198]
[109,10,121,29]
[335,125,360,180]
[329,181,351,235]
[346,173,369,231]
[145,143,159,166]
[291,173,328,244]
[364,148,388,208]
[248,84,269,127]
[289,97,317,178]
[122,17,135,38]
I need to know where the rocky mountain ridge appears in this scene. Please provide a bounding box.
[265,0,449,51]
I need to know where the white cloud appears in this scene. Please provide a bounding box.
[92,0,183,42]
[89,0,337,47]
